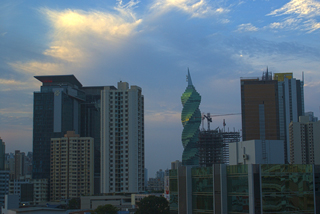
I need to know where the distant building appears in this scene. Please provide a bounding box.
[8,176,48,205]
[14,150,25,180]
[305,111,318,122]
[0,170,10,211]
[229,140,285,165]
[0,138,5,170]
[100,81,145,193]
[171,160,181,170]
[289,116,320,164]
[50,131,94,201]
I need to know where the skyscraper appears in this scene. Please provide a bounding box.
[181,70,201,166]
[100,81,144,193]
[241,70,304,163]
[33,75,85,179]
[274,73,304,163]
[241,71,279,141]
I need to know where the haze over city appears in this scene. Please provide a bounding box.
[1,0,320,176]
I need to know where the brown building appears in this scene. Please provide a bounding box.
[50,131,94,201]
[241,71,279,141]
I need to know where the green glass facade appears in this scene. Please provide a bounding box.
[227,165,249,214]
[169,169,178,213]
[169,164,317,214]
[192,167,214,214]
[261,165,314,213]
[181,71,201,165]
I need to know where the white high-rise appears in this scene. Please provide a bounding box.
[100,81,144,193]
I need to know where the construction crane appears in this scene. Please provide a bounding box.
[199,113,241,131]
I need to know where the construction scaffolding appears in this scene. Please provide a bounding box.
[198,113,241,166]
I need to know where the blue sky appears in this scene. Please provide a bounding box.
[1,0,320,177]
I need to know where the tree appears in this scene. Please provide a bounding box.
[68,198,80,209]
[91,204,119,214]
[135,195,170,214]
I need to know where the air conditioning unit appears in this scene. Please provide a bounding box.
[243,154,249,160]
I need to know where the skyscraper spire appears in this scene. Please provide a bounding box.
[187,68,193,86]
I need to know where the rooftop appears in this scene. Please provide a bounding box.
[34,75,82,88]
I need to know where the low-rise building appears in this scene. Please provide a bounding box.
[169,164,319,214]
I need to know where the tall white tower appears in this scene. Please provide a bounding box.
[100,81,144,193]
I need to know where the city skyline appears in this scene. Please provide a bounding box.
[1,0,320,176]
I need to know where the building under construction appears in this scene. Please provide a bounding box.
[198,113,240,167]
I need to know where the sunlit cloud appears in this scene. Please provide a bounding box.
[268,0,320,17]
[9,61,65,75]
[40,0,142,62]
[236,23,258,32]
[0,77,39,92]
[150,0,229,18]
[304,19,320,32]
[269,18,301,30]
[267,0,320,32]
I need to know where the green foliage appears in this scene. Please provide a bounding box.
[91,204,119,214]
[135,195,170,214]
[68,198,80,209]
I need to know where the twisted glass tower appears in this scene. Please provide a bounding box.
[181,70,201,165]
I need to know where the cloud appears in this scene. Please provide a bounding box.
[267,0,320,32]
[269,18,301,30]
[39,0,142,62]
[236,23,258,32]
[150,0,229,18]
[268,0,320,17]
[8,61,65,75]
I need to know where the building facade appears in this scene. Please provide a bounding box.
[229,140,285,165]
[181,70,201,166]
[170,164,319,214]
[289,116,320,164]
[274,72,304,163]
[241,71,279,141]
[50,131,94,201]
[33,75,85,180]
[100,81,144,193]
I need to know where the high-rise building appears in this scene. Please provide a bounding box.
[241,71,279,141]
[100,81,144,193]
[241,70,304,163]
[80,86,115,195]
[274,72,304,163]
[33,75,85,180]
[0,138,5,170]
[181,70,201,166]
[50,131,94,201]
[289,116,320,164]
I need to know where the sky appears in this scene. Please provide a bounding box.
[1,0,320,177]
